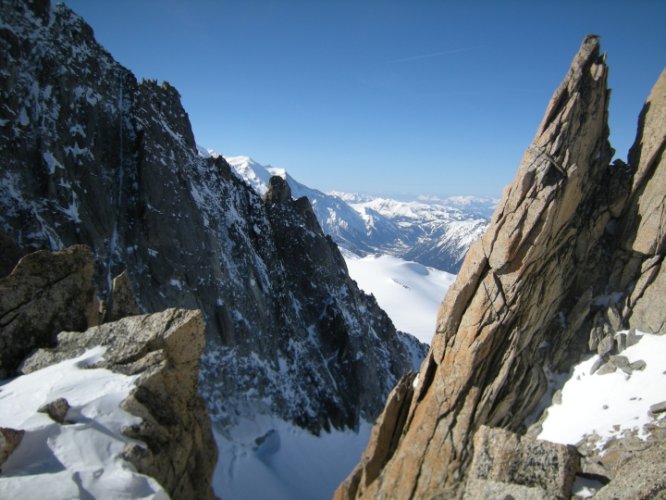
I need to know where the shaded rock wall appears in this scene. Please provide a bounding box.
[0,245,98,378]
[0,0,425,434]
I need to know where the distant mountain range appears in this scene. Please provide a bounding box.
[217,154,497,273]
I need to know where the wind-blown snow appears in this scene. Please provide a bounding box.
[213,416,371,500]
[342,250,455,344]
[538,331,666,448]
[0,347,168,499]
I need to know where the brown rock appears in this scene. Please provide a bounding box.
[334,373,416,500]
[622,69,666,257]
[0,245,99,378]
[38,397,72,424]
[104,270,141,323]
[0,427,24,468]
[22,308,217,500]
[593,440,666,499]
[339,35,614,499]
[339,39,666,500]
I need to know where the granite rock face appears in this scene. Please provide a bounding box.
[22,308,217,500]
[464,426,579,500]
[0,0,425,434]
[0,245,98,378]
[337,38,666,499]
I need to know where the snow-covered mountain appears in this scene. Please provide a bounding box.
[0,3,428,498]
[224,155,496,273]
[342,250,456,344]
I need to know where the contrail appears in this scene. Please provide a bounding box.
[389,47,473,64]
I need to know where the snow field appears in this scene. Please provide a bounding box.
[342,250,455,344]
[213,415,371,500]
[0,347,168,499]
[539,331,666,448]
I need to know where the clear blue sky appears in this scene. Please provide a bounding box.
[62,0,665,197]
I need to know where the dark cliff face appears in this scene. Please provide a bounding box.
[0,0,426,433]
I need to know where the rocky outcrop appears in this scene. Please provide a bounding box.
[0,0,425,435]
[0,245,98,378]
[0,428,24,470]
[103,270,140,323]
[593,440,666,499]
[337,37,666,499]
[616,69,666,334]
[21,308,217,500]
[464,426,578,499]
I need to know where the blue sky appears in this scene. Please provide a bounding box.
[63,0,665,197]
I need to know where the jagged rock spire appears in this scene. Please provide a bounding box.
[336,35,644,499]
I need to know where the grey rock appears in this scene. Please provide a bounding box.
[0,245,98,378]
[606,306,623,332]
[593,440,666,499]
[0,428,24,468]
[626,329,642,348]
[464,426,579,500]
[615,332,627,352]
[596,355,646,376]
[23,308,217,500]
[649,401,666,416]
[38,397,71,424]
[0,231,25,279]
[597,334,616,357]
[630,359,647,371]
[104,270,140,323]
[464,479,546,500]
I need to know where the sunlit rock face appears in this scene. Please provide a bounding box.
[337,37,666,499]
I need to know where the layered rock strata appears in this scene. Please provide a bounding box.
[338,37,666,499]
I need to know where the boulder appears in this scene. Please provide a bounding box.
[464,426,579,500]
[22,308,217,500]
[593,440,666,499]
[37,397,72,424]
[0,245,98,378]
[0,428,24,469]
[104,270,140,323]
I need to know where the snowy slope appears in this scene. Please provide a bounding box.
[538,331,666,447]
[223,155,496,273]
[342,250,456,344]
[213,415,371,500]
[0,347,167,499]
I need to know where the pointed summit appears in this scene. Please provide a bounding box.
[337,35,665,499]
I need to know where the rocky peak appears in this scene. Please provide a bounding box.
[337,37,666,499]
[0,0,425,438]
[265,175,293,204]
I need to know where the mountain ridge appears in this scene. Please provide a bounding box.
[224,154,496,273]
[0,0,425,442]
